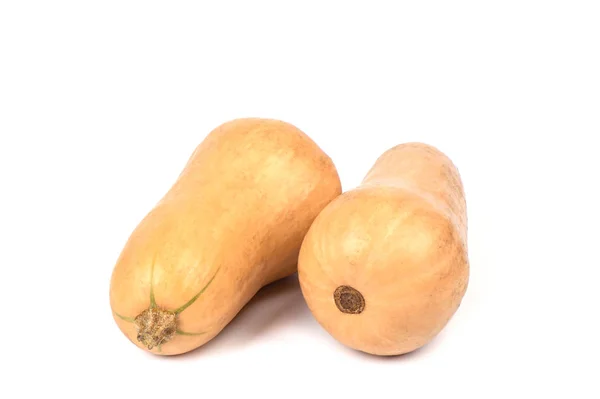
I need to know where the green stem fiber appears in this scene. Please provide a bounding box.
[173,267,221,315]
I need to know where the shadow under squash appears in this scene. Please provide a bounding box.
[174,272,308,358]
[159,272,456,361]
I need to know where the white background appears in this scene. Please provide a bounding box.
[1,1,599,398]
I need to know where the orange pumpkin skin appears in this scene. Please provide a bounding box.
[109,118,341,355]
[298,142,469,356]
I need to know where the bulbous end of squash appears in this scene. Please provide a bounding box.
[134,307,178,350]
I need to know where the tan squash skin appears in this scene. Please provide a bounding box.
[298,142,469,356]
[109,118,341,356]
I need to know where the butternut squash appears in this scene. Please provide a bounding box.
[109,118,342,355]
[298,142,469,356]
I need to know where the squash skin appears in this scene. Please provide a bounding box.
[109,118,342,355]
[298,142,469,356]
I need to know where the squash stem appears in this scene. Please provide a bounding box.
[133,307,178,350]
[120,266,220,351]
